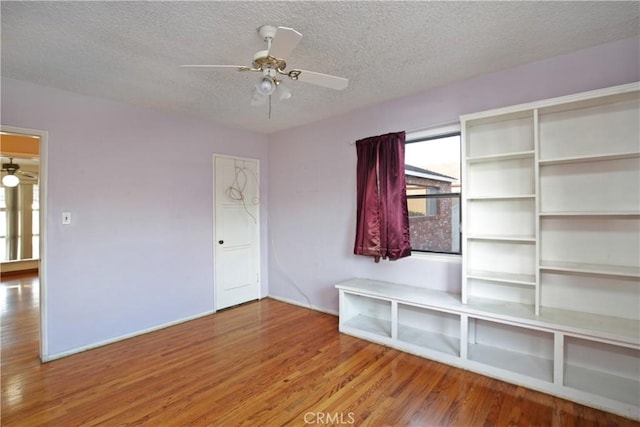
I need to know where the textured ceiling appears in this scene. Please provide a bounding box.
[1,1,638,134]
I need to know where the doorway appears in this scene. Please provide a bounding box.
[1,126,48,360]
[213,155,260,310]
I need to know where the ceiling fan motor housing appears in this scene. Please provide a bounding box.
[257,25,278,41]
[2,160,20,174]
[252,50,286,72]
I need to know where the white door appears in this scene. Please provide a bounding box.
[213,155,260,310]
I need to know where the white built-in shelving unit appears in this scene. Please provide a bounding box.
[337,82,640,420]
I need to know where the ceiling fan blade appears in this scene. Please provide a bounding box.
[268,26,303,59]
[18,170,38,179]
[293,70,349,90]
[180,65,251,71]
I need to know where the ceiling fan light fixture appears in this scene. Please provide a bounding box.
[278,82,292,101]
[257,77,276,96]
[2,174,19,187]
[2,158,21,187]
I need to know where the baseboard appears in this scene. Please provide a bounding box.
[267,295,338,317]
[42,310,216,362]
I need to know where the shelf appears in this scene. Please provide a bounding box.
[467,234,536,243]
[465,297,536,320]
[467,194,535,201]
[540,261,640,279]
[564,364,640,407]
[467,150,535,163]
[467,270,536,286]
[337,279,463,312]
[342,315,391,339]
[539,151,639,166]
[468,343,553,383]
[397,326,460,357]
[539,211,640,218]
[466,295,640,345]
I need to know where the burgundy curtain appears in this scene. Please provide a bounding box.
[354,131,411,262]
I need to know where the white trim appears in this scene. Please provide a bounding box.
[348,122,460,145]
[410,251,462,263]
[406,122,461,142]
[459,82,639,122]
[0,125,49,362]
[42,310,215,362]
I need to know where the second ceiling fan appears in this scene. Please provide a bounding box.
[181,25,349,109]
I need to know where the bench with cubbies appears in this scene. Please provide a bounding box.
[336,278,639,420]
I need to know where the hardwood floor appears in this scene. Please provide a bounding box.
[1,273,638,426]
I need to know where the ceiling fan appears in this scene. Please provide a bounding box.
[181,25,349,112]
[1,158,38,187]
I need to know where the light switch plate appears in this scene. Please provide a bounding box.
[62,212,71,225]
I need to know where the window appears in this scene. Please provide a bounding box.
[405,126,461,254]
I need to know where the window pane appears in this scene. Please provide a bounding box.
[32,210,39,235]
[407,185,427,217]
[0,237,5,261]
[406,133,461,254]
[405,135,461,193]
[427,187,440,216]
[409,195,460,253]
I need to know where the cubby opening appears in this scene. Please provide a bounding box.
[467,240,535,281]
[539,157,640,213]
[397,304,460,357]
[564,336,640,406]
[540,217,640,273]
[341,293,392,338]
[467,158,534,198]
[466,278,535,306]
[539,96,640,161]
[467,318,553,382]
[467,198,535,239]
[466,114,534,158]
[541,272,640,320]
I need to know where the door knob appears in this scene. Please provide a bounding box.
[218,240,224,244]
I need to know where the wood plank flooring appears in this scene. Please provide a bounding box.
[1,273,638,426]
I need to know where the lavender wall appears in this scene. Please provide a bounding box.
[267,36,640,313]
[1,78,269,358]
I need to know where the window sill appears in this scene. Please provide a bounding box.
[410,251,461,263]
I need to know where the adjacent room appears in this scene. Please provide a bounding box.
[1,1,639,425]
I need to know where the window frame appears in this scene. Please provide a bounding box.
[405,123,462,256]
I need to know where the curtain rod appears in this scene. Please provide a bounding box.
[349,120,460,145]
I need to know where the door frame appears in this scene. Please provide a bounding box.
[212,153,261,310]
[1,125,49,361]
